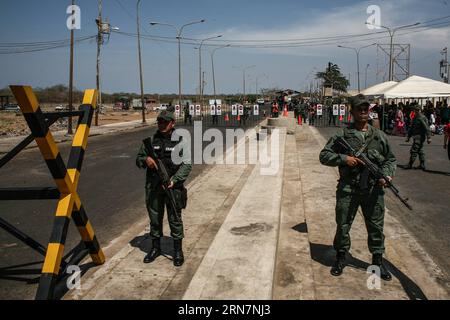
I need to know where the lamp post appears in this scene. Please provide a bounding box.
[150,19,205,107]
[233,65,256,104]
[211,45,230,106]
[337,43,375,93]
[365,63,370,89]
[197,35,222,107]
[136,0,146,123]
[255,73,268,96]
[366,22,420,81]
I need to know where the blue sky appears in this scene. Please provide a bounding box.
[0,0,449,94]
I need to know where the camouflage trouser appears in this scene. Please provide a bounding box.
[334,188,386,255]
[146,188,184,240]
[409,135,426,165]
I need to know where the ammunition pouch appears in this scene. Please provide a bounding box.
[172,187,188,211]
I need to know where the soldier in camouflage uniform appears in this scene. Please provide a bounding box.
[405,104,431,170]
[136,110,192,267]
[319,94,397,280]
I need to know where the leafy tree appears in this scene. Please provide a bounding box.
[316,62,349,93]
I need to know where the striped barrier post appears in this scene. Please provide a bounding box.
[9,86,105,300]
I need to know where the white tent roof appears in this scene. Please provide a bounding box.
[361,81,398,96]
[383,75,450,98]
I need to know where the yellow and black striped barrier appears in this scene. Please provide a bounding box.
[1,86,105,300]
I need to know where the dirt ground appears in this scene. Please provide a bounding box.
[0,107,158,138]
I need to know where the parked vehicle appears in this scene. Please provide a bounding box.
[132,99,144,110]
[3,104,20,112]
[157,104,169,111]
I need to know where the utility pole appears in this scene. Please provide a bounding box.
[68,0,75,134]
[95,0,103,126]
[137,0,146,123]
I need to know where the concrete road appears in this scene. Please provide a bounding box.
[0,121,258,299]
[316,125,450,287]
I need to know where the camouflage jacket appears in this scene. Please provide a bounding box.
[408,114,431,139]
[319,124,397,192]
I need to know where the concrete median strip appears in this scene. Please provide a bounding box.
[183,129,286,300]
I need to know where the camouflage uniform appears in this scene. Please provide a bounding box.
[319,124,397,255]
[407,107,431,168]
[136,130,191,240]
[136,111,192,266]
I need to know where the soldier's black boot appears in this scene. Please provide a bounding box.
[372,253,392,281]
[404,159,414,169]
[173,239,184,267]
[144,238,161,264]
[330,251,346,277]
[418,161,426,171]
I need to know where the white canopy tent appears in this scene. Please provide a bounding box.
[361,81,398,97]
[383,75,450,99]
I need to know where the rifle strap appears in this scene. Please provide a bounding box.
[343,127,377,157]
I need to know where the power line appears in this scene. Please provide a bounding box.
[0,35,96,54]
[112,18,450,49]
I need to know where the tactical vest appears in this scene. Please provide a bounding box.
[338,126,385,191]
[152,131,183,183]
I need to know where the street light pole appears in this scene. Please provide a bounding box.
[338,43,375,93]
[136,0,146,123]
[243,65,255,104]
[365,63,370,89]
[150,20,205,108]
[198,35,222,106]
[211,45,230,106]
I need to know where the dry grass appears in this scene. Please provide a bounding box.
[0,108,158,138]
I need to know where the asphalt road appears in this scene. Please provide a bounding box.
[316,125,450,288]
[0,119,260,300]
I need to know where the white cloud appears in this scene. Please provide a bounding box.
[199,0,450,57]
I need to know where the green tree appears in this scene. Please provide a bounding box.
[316,62,349,93]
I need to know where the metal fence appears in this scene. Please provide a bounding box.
[174,104,272,128]
[297,105,352,128]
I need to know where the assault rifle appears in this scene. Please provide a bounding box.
[143,138,182,221]
[335,136,413,210]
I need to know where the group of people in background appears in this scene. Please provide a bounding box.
[370,100,450,137]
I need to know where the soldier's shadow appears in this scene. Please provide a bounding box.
[130,234,174,261]
[309,242,369,271]
[309,242,428,300]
